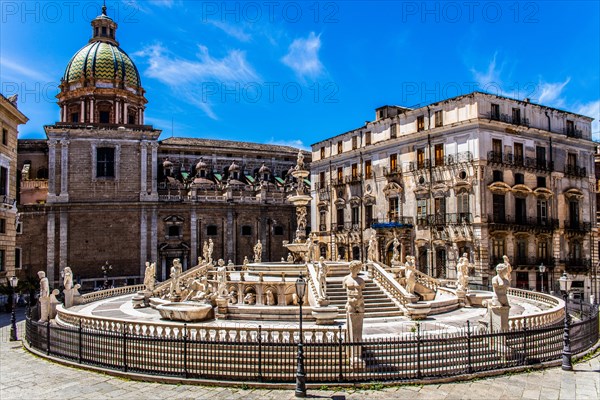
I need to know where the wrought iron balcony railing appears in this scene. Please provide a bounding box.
[563,220,592,232]
[564,127,583,139]
[487,151,552,172]
[564,165,587,178]
[484,112,530,127]
[416,213,472,226]
[487,214,559,232]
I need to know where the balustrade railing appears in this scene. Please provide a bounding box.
[369,262,411,306]
[487,151,552,171]
[80,285,145,304]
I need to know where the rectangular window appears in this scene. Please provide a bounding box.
[514,173,524,185]
[319,171,325,189]
[389,154,397,171]
[365,205,373,226]
[99,111,110,124]
[434,197,446,224]
[0,166,7,196]
[241,225,252,236]
[351,207,359,225]
[493,170,503,182]
[515,198,527,224]
[417,148,425,168]
[512,108,521,124]
[337,208,345,227]
[320,146,325,159]
[1,128,7,146]
[492,239,505,261]
[492,139,502,155]
[417,116,425,132]
[364,160,372,179]
[319,211,327,230]
[536,176,546,188]
[0,249,4,272]
[351,163,358,179]
[337,141,343,154]
[493,194,506,223]
[352,136,358,150]
[514,143,524,165]
[337,167,343,182]
[491,103,500,120]
[96,147,115,178]
[15,248,21,269]
[389,197,399,220]
[537,200,548,225]
[206,225,218,236]
[71,113,79,123]
[536,146,546,168]
[569,200,579,226]
[390,123,397,138]
[416,199,427,224]
[274,226,284,235]
[434,144,444,166]
[434,110,443,127]
[566,120,575,135]
[537,241,548,259]
[567,152,577,168]
[0,218,5,234]
[457,192,469,215]
[365,131,371,145]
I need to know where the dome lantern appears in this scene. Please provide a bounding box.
[90,2,119,46]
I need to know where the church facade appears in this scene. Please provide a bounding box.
[16,6,308,289]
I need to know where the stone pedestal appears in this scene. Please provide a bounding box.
[132,290,152,309]
[49,289,60,320]
[456,289,466,307]
[215,297,229,318]
[311,305,339,325]
[64,288,74,308]
[405,303,431,320]
[39,297,50,323]
[483,304,510,332]
[72,284,83,306]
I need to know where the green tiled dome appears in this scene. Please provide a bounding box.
[63,41,141,89]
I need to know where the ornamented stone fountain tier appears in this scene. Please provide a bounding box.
[284,150,312,262]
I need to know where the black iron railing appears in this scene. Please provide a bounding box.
[563,220,592,232]
[487,151,553,172]
[24,304,599,383]
[513,257,556,266]
[408,152,473,171]
[484,112,530,127]
[417,213,472,226]
[564,127,583,139]
[487,215,558,232]
[564,165,587,178]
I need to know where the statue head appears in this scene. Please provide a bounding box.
[495,263,508,277]
[38,271,46,279]
[463,253,468,259]
[503,255,509,263]
[349,260,362,276]
[319,256,325,262]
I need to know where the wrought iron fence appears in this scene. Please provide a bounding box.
[24,304,598,383]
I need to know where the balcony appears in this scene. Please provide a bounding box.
[564,220,592,233]
[484,112,530,127]
[513,256,556,267]
[408,159,431,172]
[561,258,591,273]
[564,127,583,139]
[564,165,587,178]
[319,224,327,232]
[417,213,473,226]
[372,216,414,229]
[382,166,402,178]
[0,195,16,207]
[487,214,558,233]
[331,178,345,187]
[487,151,552,172]
[344,174,362,184]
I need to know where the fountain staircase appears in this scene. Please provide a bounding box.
[325,277,405,318]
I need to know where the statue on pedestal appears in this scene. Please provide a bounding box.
[367,231,378,262]
[63,267,75,308]
[38,271,50,322]
[492,263,510,307]
[404,255,417,295]
[202,241,209,263]
[343,261,365,344]
[317,257,329,299]
[216,260,228,298]
[254,240,262,263]
[169,259,183,300]
[242,256,249,270]
[265,289,276,306]
[143,262,156,292]
[502,255,512,284]
[391,233,400,264]
[207,239,214,264]
[456,253,471,292]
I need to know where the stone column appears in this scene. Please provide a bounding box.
[140,207,147,277]
[140,109,144,124]
[61,106,66,122]
[190,209,197,264]
[47,211,56,289]
[124,103,128,124]
[151,207,158,268]
[80,101,84,122]
[90,99,94,123]
[59,210,68,273]
[59,140,69,201]
[226,208,234,262]
[115,100,120,124]
[48,140,57,198]
[150,143,158,199]
[140,141,148,199]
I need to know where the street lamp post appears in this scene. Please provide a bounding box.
[539,263,546,293]
[559,272,573,371]
[295,272,307,398]
[9,276,19,341]
[101,261,112,290]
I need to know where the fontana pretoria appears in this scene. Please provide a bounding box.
[13,4,599,392]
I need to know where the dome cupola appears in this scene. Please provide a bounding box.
[57,2,147,126]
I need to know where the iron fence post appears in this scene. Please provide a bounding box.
[338,325,343,382]
[258,325,262,381]
[78,319,82,364]
[183,323,188,379]
[122,324,127,372]
[467,320,472,374]
[522,319,528,365]
[416,323,422,379]
[46,321,50,356]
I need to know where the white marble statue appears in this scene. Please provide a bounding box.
[295,149,305,170]
[502,255,512,284]
[306,233,315,262]
[265,289,276,306]
[343,261,365,344]
[456,253,471,292]
[202,241,209,263]
[228,290,238,304]
[254,240,262,263]
[404,255,417,295]
[287,253,294,263]
[169,258,183,299]
[391,233,400,264]
[367,231,378,262]
[185,276,213,302]
[38,271,50,322]
[244,292,256,305]
[243,256,249,270]
[297,207,307,233]
[63,267,73,290]
[317,257,329,299]
[208,239,214,264]
[492,263,511,307]
[216,260,228,298]
[143,262,155,292]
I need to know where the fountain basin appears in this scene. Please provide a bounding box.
[287,195,311,206]
[466,290,493,307]
[156,302,214,322]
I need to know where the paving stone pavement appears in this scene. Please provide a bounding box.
[0,322,598,400]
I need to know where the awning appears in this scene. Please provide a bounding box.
[303,179,311,186]
[275,177,285,185]
[245,175,255,183]
[214,173,223,181]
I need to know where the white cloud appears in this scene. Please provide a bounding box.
[537,78,570,108]
[207,21,251,42]
[135,43,259,118]
[470,52,504,91]
[0,57,53,82]
[267,138,309,151]
[575,100,600,141]
[281,32,324,80]
[148,0,174,7]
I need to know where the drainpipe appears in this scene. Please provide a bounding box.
[329,156,334,260]
[360,151,364,262]
[427,132,435,277]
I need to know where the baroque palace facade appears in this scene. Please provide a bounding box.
[310,92,598,302]
[15,7,308,289]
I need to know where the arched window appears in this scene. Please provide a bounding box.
[241,225,252,236]
[206,225,217,236]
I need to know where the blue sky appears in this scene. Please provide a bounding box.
[2,0,599,147]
